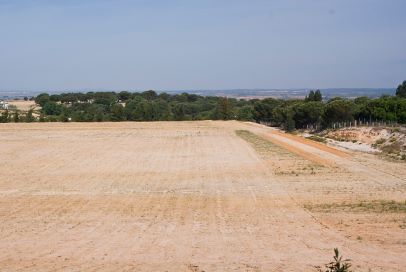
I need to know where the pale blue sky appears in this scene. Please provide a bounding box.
[0,0,405,91]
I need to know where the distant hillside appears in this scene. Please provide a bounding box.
[166,88,395,100]
[0,88,395,100]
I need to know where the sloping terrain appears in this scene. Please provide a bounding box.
[322,127,406,159]
[0,121,405,271]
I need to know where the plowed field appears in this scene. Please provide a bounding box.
[0,121,405,271]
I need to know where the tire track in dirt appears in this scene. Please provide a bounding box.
[231,121,405,271]
[240,122,406,187]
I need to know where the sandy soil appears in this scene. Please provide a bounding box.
[0,121,405,271]
[323,127,406,158]
[327,139,380,153]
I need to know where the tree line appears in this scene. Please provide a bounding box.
[252,82,406,131]
[1,80,406,132]
[5,90,252,123]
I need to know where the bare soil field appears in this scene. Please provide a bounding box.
[7,100,37,111]
[0,121,405,271]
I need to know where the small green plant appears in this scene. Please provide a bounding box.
[375,138,386,145]
[316,248,352,272]
[306,135,327,143]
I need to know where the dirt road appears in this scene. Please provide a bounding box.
[0,121,405,271]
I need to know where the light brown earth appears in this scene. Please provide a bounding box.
[8,100,37,111]
[324,127,406,159]
[0,121,405,271]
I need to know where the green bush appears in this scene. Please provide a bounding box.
[316,248,352,272]
[306,135,327,143]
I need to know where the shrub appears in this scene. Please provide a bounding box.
[306,135,327,143]
[375,138,386,145]
[316,248,352,272]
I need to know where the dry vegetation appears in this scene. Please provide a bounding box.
[322,127,406,160]
[8,100,37,111]
[235,129,322,175]
[304,200,406,214]
[0,121,405,271]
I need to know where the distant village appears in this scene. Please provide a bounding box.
[0,100,9,110]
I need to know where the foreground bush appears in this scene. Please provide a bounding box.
[316,248,352,272]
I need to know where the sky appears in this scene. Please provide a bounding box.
[0,0,405,91]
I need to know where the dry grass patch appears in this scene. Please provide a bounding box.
[306,135,327,143]
[236,130,323,175]
[236,129,292,157]
[305,200,406,213]
[304,200,406,249]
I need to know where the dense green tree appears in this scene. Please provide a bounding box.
[270,106,285,126]
[314,90,322,101]
[39,113,45,122]
[26,109,35,122]
[158,92,171,101]
[0,110,9,123]
[35,93,50,107]
[293,101,324,128]
[118,91,132,101]
[172,103,186,121]
[282,108,296,132]
[59,113,69,122]
[93,92,116,108]
[176,92,199,103]
[13,111,20,123]
[94,110,104,122]
[399,111,406,123]
[124,97,144,120]
[49,94,61,102]
[323,99,355,125]
[354,96,369,105]
[396,80,406,98]
[216,97,233,120]
[305,90,322,102]
[236,105,254,121]
[142,90,158,101]
[72,111,86,122]
[252,98,281,122]
[305,90,315,102]
[154,100,172,120]
[111,104,125,121]
[42,102,63,116]
[132,101,153,121]
[60,93,78,104]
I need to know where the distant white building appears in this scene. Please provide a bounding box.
[0,100,9,110]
